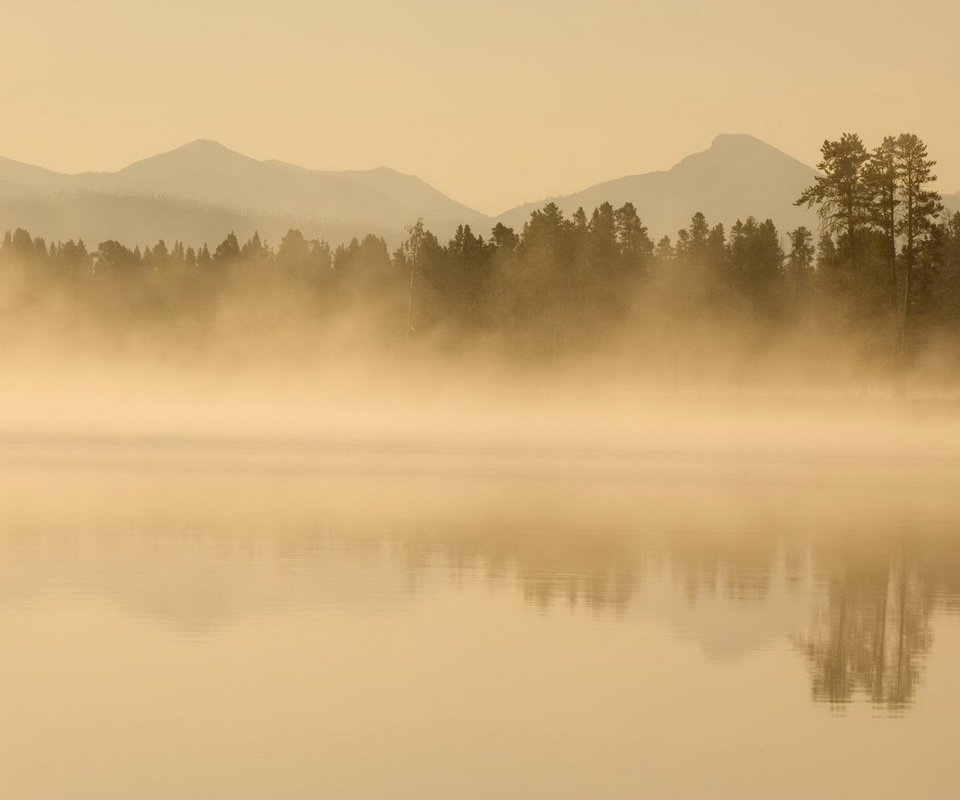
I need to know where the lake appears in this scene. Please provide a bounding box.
[2,430,959,799]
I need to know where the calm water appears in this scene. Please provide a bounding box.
[2,435,959,799]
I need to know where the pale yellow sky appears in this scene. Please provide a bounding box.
[2,0,958,214]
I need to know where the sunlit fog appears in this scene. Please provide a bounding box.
[3,3,960,799]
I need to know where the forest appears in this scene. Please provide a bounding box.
[2,132,960,388]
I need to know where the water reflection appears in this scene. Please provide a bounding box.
[1,447,959,716]
[797,542,934,710]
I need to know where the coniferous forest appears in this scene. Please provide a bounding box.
[3,133,960,387]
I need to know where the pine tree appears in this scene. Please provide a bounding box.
[614,202,653,275]
[864,136,899,314]
[797,134,871,269]
[895,133,943,352]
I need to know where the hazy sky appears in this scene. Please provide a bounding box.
[2,0,958,214]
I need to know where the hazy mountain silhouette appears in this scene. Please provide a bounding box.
[5,134,948,249]
[0,140,485,246]
[494,134,820,237]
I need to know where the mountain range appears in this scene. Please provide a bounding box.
[491,134,820,238]
[0,140,486,248]
[0,135,956,248]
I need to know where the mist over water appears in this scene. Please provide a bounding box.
[5,331,960,797]
[3,137,960,800]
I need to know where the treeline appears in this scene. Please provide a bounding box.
[3,133,960,382]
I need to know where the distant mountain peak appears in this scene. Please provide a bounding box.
[702,133,812,169]
[0,138,485,246]
[119,139,257,176]
[180,138,229,150]
[165,138,241,158]
[662,133,815,176]
[710,133,769,149]
[494,132,818,237]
